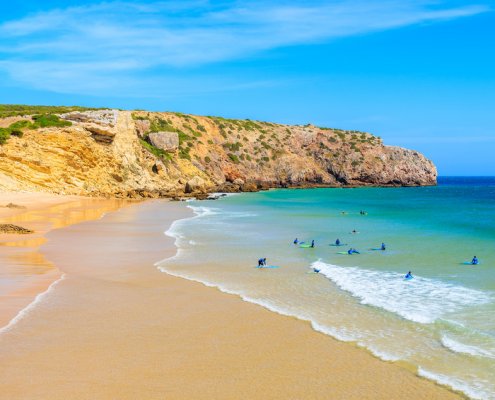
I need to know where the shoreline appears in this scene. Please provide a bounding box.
[159,204,469,399]
[0,191,129,330]
[0,198,463,399]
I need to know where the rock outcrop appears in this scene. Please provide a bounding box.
[185,176,206,194]
[0,224,33,234]
[0,109,437,198]
[148,132,179,152]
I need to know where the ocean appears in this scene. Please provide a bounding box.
[157,177,495,399]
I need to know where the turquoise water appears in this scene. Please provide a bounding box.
[158,177,495,399]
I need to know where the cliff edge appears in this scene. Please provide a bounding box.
[0,108,437,197]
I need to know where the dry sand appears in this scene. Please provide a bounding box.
[0,199,462,399]
[0,192,126,329]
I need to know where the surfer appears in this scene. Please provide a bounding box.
[313,268,320,273]
[347,248,353,255]
[381,242,386,251]
[351,229,358,234]
[263,258,267,266]
[293,238,299,245]
[471,256,479,265]
[335,238,341,246]
[311,240,315,248]
[405,271,413,279]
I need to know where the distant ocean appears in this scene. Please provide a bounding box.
[158,177,495,400]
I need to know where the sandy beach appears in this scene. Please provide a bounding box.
[0,199,462,399]
[0,192,126,329]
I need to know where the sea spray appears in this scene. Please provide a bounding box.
[312,260,492,324]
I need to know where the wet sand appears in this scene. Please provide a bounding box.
[0,192,126,329]
[0,200,462,399]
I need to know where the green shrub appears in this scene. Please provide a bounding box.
[0,104,99,118]
[139,139,172,161]
[178,131,191,144]
[204,156,211,163]
[131,113,147,120]
[179,148,191,160]
[150,117,178,133]
[10,129,23,138]
[31,114,71,128]
[0,128,11,144]
[9,120,32,130]
[228,153,240,164]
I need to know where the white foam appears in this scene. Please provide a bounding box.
[312,261,491,324]
[0,274,66,336]
[441,335,495,359]
[418,367,494,400]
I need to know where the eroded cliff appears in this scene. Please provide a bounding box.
[0,108,437,197]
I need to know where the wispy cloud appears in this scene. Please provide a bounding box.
[0,0,489,95]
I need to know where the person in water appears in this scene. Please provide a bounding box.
[347,248,353,255]
[263,258,267,266]
[405,271,413,279]
[311,240,315,248]
[336,238,341,246]
[471,256,479,265]
[313,268,320,273]
[381,242,386,251]
[351,229,358,234]
[293,238,299,245]
[258,258,264,267]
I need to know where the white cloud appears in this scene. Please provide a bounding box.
[0,0,489,95]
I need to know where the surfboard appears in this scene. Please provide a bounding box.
[329,243,348,246]
[300,244,314,248]
[255,265,280,269]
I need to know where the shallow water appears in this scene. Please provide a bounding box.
[158,177,495,399]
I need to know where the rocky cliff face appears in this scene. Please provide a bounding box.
[0,109,436,197]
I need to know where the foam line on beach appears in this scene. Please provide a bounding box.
[157,206,482,400]
[0,274,65,336]
[440,335,495,359]
[418,367,493,400]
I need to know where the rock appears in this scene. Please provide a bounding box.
[185,176,206,193]
[135,119,151,137]
[61,110,118,126]
[84,124,116,144]
[2,203,26,209]
[148,131,179,152]
[152,161,165,175]
[233,178,245,186]
[241,182,258,192]
[0,224,33,234]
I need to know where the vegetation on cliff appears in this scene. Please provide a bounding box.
[0,104,100,118]
[0,114,71,144]
[0,107,437,197]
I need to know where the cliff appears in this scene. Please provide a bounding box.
[0,108,437,198]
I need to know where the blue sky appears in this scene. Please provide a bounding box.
[0,1,493,175]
